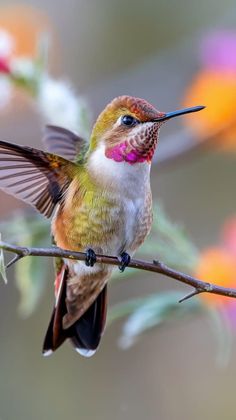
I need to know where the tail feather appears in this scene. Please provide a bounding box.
[43,267,68,355]
[42,267,107,357]
[70,285,107,354]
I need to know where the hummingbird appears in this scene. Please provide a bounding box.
[0,96,204,357]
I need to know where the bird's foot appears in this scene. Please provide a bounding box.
[119,252,131,272]
[85,248,97,267]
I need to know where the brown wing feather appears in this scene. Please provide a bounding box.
[43,125,88,162]
[0,140,75,217]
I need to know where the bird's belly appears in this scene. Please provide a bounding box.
[121,193,152,255]
[53,189,152,274]
[68,195,150,279]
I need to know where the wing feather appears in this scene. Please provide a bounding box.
[0,140,75,217]
[43,125,88,162]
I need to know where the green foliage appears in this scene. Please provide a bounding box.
[108,291,233,364]
[108,291,202,348]
[0,234,7,284]
[16,255,49,317]
[0,212,50,315]
[142,203,199,271]
[206,306,233,368]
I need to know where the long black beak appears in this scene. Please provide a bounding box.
[153,105,205,122]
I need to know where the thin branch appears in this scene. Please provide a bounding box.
[1,240,236,302]
[178,289,203,303]
[6,254,24,268]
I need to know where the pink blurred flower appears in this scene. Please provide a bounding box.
[201,30,236,73]
[0,29,13,74]
[0,57,10,74]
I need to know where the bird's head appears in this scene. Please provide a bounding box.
[89,95,204,165]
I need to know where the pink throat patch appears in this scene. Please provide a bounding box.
[105,142,153,164]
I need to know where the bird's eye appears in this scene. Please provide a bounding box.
[121,115,139,127]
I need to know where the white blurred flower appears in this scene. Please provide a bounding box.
[37,76,90,138]
[11,57,35,79]
[0,29,15,58]
[0,76,12,109]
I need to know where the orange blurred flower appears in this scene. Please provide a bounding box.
[182,30,236,151]
[0,4,52,58]
[0,4,58,110]
[194,216,236,308]
[194,247,236,306]
[182,70,236,150]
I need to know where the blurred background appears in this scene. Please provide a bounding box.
[0,1,236,419]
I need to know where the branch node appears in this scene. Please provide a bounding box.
[153,259,162,267]
[6,254,23,268]
[22,247,30,257]
[179,289,203,303]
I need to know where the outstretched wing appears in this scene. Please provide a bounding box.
[0,140,76,218]
[43,125,88,162]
